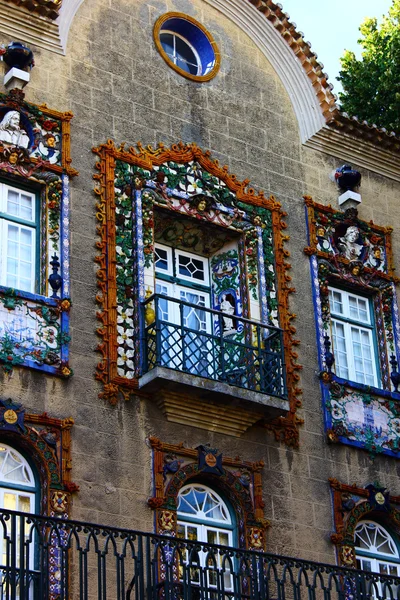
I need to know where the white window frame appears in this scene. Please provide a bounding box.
[328,287,379,387]
[155,243,210,287]
[0,444,38,591]
[175,248,210,286]
[355,521,400,597]
[0,183,37,293]
[154,243,173,277]
[160,30,201,76]
[177,484,234,591]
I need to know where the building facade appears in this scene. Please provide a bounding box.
[0,0,400,597]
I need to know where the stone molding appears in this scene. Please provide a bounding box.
[0,0,63,54]
[206,0,400,181]
[204,0,326,143]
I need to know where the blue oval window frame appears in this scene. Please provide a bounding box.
[154,12,221,82]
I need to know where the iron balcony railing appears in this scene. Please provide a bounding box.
[141,294,287,398]
[1,509,400,599]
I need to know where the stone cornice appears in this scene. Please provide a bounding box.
[305,127,400,182]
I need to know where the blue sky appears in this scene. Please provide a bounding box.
[279,0,392,95]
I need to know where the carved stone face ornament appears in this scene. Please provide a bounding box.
[0,110,30,149]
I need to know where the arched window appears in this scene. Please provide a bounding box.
[355,520,400,577]
[177,484,235,591]
[0,443,38,512]
[0,443,39,595]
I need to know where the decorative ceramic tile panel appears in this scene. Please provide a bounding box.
[305,197,400,457]
[0,89,76,377]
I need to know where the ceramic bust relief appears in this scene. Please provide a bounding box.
[0,110,30,149]
[337,226,364,261]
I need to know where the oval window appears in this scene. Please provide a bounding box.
[154,13,220,82]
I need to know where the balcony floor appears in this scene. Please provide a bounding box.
[139,366,289,435]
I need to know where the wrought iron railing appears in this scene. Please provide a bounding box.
[141,294,287,398]
[1,509,400,599]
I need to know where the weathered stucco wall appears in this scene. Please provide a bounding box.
[0,0,400,564]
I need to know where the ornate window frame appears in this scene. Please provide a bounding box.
[93,140,302,445]
[0,89,77,378]
[0,397,78,599]
[0,397,78,514]
[329,478,400,570]
[148,437,268,551]
[304,197,400,457]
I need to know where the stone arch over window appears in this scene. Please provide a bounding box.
[330,479,400,569]
[0,400,78,517]
[148,437,268,552]
[53,0,331,141]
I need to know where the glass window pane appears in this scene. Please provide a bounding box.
[175,36,197,65]
[329,289,343,315]
[4,223,35,292]
[20,229,32,245]
[6,189,34,222]
[7,258,18,274]
[331,321,349,379]
[18,495,32,513]
[187,526,198,541]
[7,224,19,242]
[7,190,19,215]
[207,530,217,545]
[155,247,169,271]
[160,33,174,57]
[176,58,198,75]
[178,255,205,281]
[3,493,17,510]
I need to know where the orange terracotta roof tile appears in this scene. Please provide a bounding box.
[2,0,61,20]
[245,0,400,150]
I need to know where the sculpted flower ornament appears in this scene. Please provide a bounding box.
[117,347,134,377]
[117,305,134,328]
[117,326,134,348]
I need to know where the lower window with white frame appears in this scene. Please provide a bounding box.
[176,484,235,593]
[355,520,400,598]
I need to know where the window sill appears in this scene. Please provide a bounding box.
[330,374,400,402]
[0,285,59,306]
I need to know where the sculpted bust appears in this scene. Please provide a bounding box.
[0,110,30,149]
[338,225,364,261]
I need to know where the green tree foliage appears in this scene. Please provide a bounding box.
[337,0,400,133]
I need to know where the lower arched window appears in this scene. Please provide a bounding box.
[355,520,400,577]
[0,443,38,512]
[177,484,235,592]
[0,443,39,597]
[355,519,400,599]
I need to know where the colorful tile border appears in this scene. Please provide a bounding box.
[305,197,400,457]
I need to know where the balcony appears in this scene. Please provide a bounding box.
[139,295,289,432]
[1,509,399,599]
